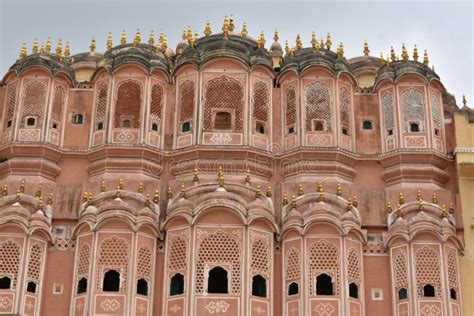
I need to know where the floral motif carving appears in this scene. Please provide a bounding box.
[204,300,230,314]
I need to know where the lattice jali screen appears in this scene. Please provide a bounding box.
[76,244,91,280]
[137,246,153,281]
[285,87,297,129]
[394,249,408,290]
[51,86,65,128]
[150,83,163,122]
[95,81,109,129]
[203,75,244,131]
[415,247,442,299]
[195,231,241,295]
[402,89,425,132]
[168,236,187,273]
[20,80,47,127]
[114,80,142,128]
[431,94,441,130]
[96,236,129,291]
[251,239,270,276]
[253,81,269,127]
[347,248,361,283]
[178,80,195,125]
[308,240,340,295]
[285,248,300,281]
[383,92,395,132]
[304,82,332,132]
[0,239,21,289]
[446,248,459,290]
[4,85,17,128]
[339,88,351,134]
[27,243,43,284]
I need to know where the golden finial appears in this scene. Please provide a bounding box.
[55,39,62,56]
[413,44,419,62]
[337,42,344,58]
[296,34,303,50]
[386,54,390,66]
[148,30,155,46]
[347,197,353,211]
[70,57,75,64]
[101,180,106,192]
[399,192,405,205]
[229,15,235,32]
[36,184,42,197]
[222,16,229,37]
[121,30,127,45]
[390,46,396,62]
[194,31,199,43]
[241,22,248,38]
[418,198,424,211]
[432,192,438,204]
[82,191,88,202]
[193,168,199,182]
[159,31,164,45]
[326,33,332,50]
[449,202,454,214]
[363,39,370,56]
[266,186,272,198]
[463,95,467,107]
[431,64,435,72]
[64,42,70,59]
[145,193,150,207]
[289,47,295,57]
[138,182,144,193]
[442,204,448,217]
[282,193,288,205]
[107,32,113,50]
[317,181,323,193]
[257,31,266,48]
[47,192,53,205]
[133,29,141,47]
[40,43,45,55]
[119,178,124,190]
[291,195,297,208]
[115,185,121,198]
[90,37,96,53]
[87,192,93,203]
[161,33,168,50]
[255,184,261,198]
[245,168,250,184]
[320,37,325,49]
[352,195,358,207]
[311,32,318,50]
[423,49,429,66]
[32,38,38,54]
[46,37,52,54]
[1,184,7,196]
[204,20,212,37]
[218,172,224,187]
[19,180,25,193]
[298,184,304,196]
[20,43,27,59]
[274,29,279,42]
[379,52,385,65]
[401,43,409,60]
[16,189,21,202]
[336,183,342,196]
[284,40,290,55]
[417,189,422,201]
[180,183,186,198]
[187,27,194,46]
[37,196,43,210]
[386,201,393,213]
[154,189,160,203]
[396,203,402,216]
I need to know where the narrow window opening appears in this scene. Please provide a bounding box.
[97,122,104,130]
[27,281,37,293]
[313,120,325,131]
[207,266,228,294]
[151,122,159,132]
[288,282,299,296]
[288,126,295,134]
[77,277,87,294]
[349,282,359,299]
[450,288,457,300]
[363,120,373,130]
[0,276,11,289]
[342,127,349,136]
[423,284,435,297]
[170,273,184,296]
[136,278,148,296]
[121,118,131,128]
[26,117,36,127]
[398,288,408,300]
[434,128,440,136]
[387,129,393,136]
[410,122,420,132]
[316,273,333,295]
[251,275,267,297]
[214,112,232,130]
[72,114,84,125]
[51,122,58,129]
[181,121,191,133]
[255,122,265,134]
[102,269,120,292]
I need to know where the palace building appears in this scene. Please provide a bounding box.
[0,17,469,316]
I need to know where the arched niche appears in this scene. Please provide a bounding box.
[201,57,248,71]
[194,207,245,225]
[300,66,336,79]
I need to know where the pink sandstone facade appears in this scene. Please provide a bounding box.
[0,23,467,316]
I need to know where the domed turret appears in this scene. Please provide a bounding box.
[269,30,283,69]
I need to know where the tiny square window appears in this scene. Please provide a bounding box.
[181,121,191,133]
[410,122,420,132]
[342,127,349,136]
[97,122,104,130]
[26,117,37,127]
[434,128,440,136]
[256,121,265,134]
[288,126,295,134]
[51,122,58,129]
[53,283,64,294]
[72,114,84,125]
[214,112,232,130]
[6,120,12,128]
[387,129,393,136]
[372,288,383,300]
[151,122,159,132]
[313,120,325,132]
[363,120,373,130]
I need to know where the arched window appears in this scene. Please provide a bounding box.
[316,273,333,295]
[349,282,359,299]
[27,281,37,293]
[170,273,184,296]
[255,121,265,134]
[252,275,267,297]
[423,284,435,297]
[114,80,141,129]
[339,88,351,136]
[285,87,297,134]
[77,277,87,294]
[305,82,332,132]
[253,81,269,135]
[136,278,148,296]
[103,269,120,292]
[214,112,232,130]
[149,83,163,130]
[51,86,65,130]
[94,81,108,131]
[178,81,195,134]
[20,81,47,129]
[410,122,420,132]
[450,288,457,300]
[97,122,104,130]
[208,266,228,294]
[313,120,325,131]
[363,120,373,130]
[151,122,159,132]
[181,121,191,133]
[72,113,84,125]
[402,89,425,132]
[0,276,11,289]
[288,282,299,296]
[26,117,36,127]
[398,287,408,300]
[4,85,17,131]
[383,92,395,137]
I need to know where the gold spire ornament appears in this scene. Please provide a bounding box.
[245,168,251,184]
[133,29,141,47]
[180,184,186,198]
[255,184,261,198]
[413,44,419,62]
[296,34,302,50]
[386,54,390,66]
[229,15,235,32]
[317,181,323,193]
[363,39,370,56]
[36,196,43,210]
[417,189,422,201]
[311,32,318,50]
[32,38,38,54]
[19,180,25,193]
[82,191,88,202]
[396,203,402,216]
[399,192,405,205]
[101,180,106,192]
[88,192,93,204]
[352,195,358,207]
[138,182,144,193]
[40,43,45,55]
[193,168,199,182]
[222,16,229,37]
[336,183,342,196]
[194,31,199,43]
[266,186,272,197]
[46,38,52,54]
[1,184,7,196]
[148,30,155,46]
[379,52,386,65]
[161,33,168,50]
[20,43,27,59]
[119,178,124,190]
[463,95,467,107]
[390,46,396,62]
[107,32,113,50]
[291,195,297,208]
[56,39,62,56]
[386,201,393,213]
[90,37,96,53]
[145,193,150,207]
[282,193,288,205]
[401,44,409,60]
[217,166,224,187]
[115,185,121,198]
[16,189,21,202]
[36,184,42,197]
[47,193,53,205]
[257,31,266,48]
[154,189,160,203]
[167,186,173,199]
[442,204,448,217]
[241,22,248,38]
[298,184,304,196]
[418,198,424,211]
[121,30,127,45]
[432,192,438,204]
[347,197,353,211]
[274,29,279,42]
[64,42,70,59]
[204,20,212,37]
[284,40,290,55]
[337,42,344,58]
[326,33,332,50]
[423,49,429,66]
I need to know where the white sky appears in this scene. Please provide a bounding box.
[1,0,472,107]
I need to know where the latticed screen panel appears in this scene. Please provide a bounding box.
[27,243,43,283]
[308,240,340,295]
[304,82,332,132]
[137,246,153,280]
[339,87,351,134]
[402,89,425,132]
[195,231,241,295]
[204,76,244,131]
[20,81,47,127]
[394,249,408,289]
[285,87,297,129]
[0,239,21,289]
[51,86,65,128]
[251,239,270,275]
[150,83,163,121]
[447,248,459,290]
[347,248,361,282]
[178,80,195,124]
[95,81,108,129]
[415,247,442,299]
[383,92,395,132]
[253,81,269,124]
[168,236,187,272]
[96,236,129,291]
[114,80,142,128]
[285,248,300,281]
[431,94,441,130]
[77,244,91,278]
[4,85,17,127]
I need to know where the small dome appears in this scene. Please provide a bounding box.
[165,47,175,59]
[270,41,283,57]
